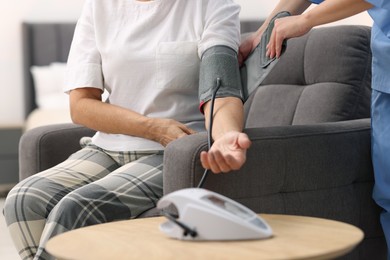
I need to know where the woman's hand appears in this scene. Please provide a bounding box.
[200,131,251,173]
[70,88,195,146]
[147,118,196,147]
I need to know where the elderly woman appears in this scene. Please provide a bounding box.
[4,1,251,259]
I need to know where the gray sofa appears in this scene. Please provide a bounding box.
[19,25,386,259]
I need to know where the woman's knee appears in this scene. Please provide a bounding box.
[4,188,42,226]
[46,190,104,230]
[3,177,63,225]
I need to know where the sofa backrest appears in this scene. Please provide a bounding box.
[244,25,372,128]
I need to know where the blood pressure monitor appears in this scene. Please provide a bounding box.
[157,188,273,241]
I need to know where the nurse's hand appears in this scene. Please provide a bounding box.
[200,131,251,174]
[267,15,312,58]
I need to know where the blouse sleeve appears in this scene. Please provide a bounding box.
[64,0,104,93]
[198,0,241,58]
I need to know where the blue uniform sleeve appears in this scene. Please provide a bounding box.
[366,0,390,10]
[308,0,324,4]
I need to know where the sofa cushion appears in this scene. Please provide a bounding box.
[244,25,372,128]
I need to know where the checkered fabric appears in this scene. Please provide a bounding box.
[3,142,163,260]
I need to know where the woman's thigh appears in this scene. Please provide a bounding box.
[48,152,164,229]
[3,145,121,259]
[4,145,120,224]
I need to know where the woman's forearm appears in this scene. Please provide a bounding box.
[203,97,244,140]
[70,89,152,137]
[200,96,251,173]
[69,88,195,146]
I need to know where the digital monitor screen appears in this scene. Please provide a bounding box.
[202,195,253,219]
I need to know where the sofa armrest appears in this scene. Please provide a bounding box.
[163,118,372,197]
[19,123,95,180]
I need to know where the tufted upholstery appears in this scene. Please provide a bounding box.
[245,25,371,127]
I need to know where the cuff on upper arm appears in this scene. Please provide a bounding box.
[198,45,243,113]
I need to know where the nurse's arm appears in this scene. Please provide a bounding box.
[267,0,373,58]
[239,0,311,64]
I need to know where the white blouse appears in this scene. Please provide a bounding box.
[65,0,241,151]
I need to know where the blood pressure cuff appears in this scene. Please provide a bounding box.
[240,11,291,100]
[199,45,243,111]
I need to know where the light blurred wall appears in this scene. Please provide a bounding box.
[236,0,373,27]
[0,0,85,125]
[0,0,373,125]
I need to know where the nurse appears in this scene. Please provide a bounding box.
[239,0,390,257]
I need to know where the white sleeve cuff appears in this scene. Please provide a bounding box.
[64,63,104,93]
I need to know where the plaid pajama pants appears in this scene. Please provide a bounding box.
[3,141,164,260]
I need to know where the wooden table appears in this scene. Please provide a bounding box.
[46,214,363,260]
